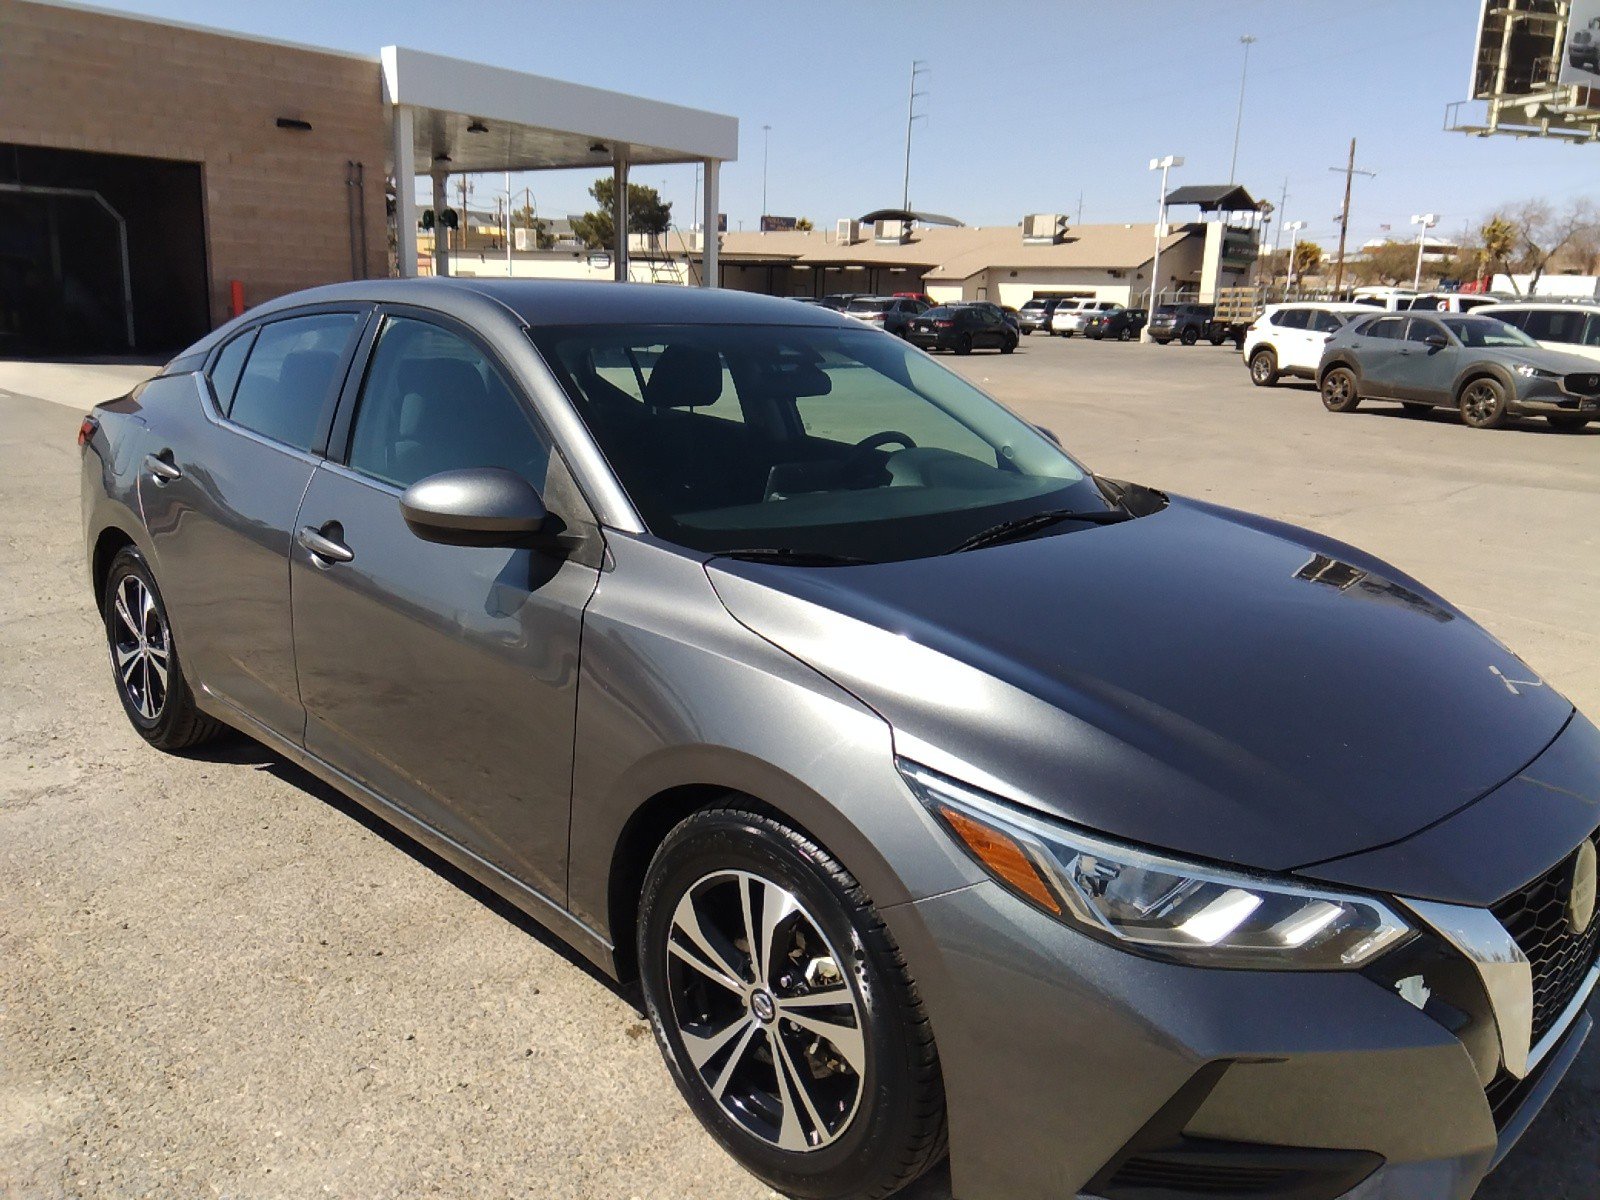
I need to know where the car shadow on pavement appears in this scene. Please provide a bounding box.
[1355,407,1600,435]
[186,733,642,1008]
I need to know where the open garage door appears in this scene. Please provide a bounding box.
[0,145,209,357]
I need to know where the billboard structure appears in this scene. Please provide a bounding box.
[1448,0,1600,140]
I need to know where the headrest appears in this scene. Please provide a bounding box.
[644,344,722,409]
[276,350,341,398]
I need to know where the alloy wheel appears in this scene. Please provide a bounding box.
[110,574,169,721]
[663,869,866,1153]
[1460,380,1503,427]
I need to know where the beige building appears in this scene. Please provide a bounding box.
[0,0,735,356]
[0,0,389,352]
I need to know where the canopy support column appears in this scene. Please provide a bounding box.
[393,105,418,277]
[701,158,719,288]
[612,148,629,282]
[431,170,449,276]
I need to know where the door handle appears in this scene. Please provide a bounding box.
[144,450,182,483]
[297,523,354,564]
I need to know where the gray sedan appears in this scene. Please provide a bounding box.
[81,279,1600,1200]
[1318,311,1600,430]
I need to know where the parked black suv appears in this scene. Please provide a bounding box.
[1149,303,1216,346]
[906,305,1019,354]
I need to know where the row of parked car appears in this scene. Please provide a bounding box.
[795,293,1024,354]
[1242,300,1600,432]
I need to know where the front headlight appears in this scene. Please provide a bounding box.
[901,760,1412,970]
[1513,363,1559,380]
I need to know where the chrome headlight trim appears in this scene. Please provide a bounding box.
[1401,897,1533,1079]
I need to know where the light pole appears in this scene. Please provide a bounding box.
[1143,155,1184,343]
[760,124,771,229]
[1411,212,1439,290]
[1229,35,1257,185]
[1283,220,1306,298]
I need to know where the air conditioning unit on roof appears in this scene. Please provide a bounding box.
[1023,213,1069,244]
[837,218,860,246]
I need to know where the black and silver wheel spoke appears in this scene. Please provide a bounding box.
[665,869,866,1153]
[109,575,168,722]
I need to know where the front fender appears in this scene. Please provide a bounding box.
[565,535,982,951]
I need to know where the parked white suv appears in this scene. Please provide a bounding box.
[1244,303,1368,386]
[1051,300,1119,337]
[1479,303,1600,364]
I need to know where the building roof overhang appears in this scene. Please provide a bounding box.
[382,46,738,172]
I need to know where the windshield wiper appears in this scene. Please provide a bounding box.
[945,507,1131,555]
[716,548,876,567]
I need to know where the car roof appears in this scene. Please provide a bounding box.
[1479,301,1600,312]
[179,278,858,359]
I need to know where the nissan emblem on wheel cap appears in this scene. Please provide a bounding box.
[1568,840,1598,936]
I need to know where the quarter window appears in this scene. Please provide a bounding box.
[345,316,549,490]
[228,313,359,452]
[208,329,255,414]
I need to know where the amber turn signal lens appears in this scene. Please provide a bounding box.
[77,416,99,447]
[935,804,1061,915]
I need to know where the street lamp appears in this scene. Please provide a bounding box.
[1230,35,1257,185]
[761,124,772,230]
[1411,212,1439,290]
[1143,155,1184,343]
[1283,220,1306,298]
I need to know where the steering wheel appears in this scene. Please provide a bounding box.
[853,430,918,454]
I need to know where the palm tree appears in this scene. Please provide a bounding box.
[1480,216,1517,293]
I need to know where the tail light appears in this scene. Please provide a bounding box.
[935,320,954,328]
[77,415,99,447]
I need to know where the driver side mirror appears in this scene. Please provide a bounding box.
[1423,332,1449,349]
[399,467,550,549]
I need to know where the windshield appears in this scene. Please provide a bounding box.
[532,324,1104,563]
[1442,316,1539,348]
[845,297,894,314]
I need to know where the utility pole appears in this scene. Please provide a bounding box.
[1143,155,1184,342]
[1229,35,1257,185]
[1077,191,1084,224]
[1329,138,1376,295]
[1269,177,1289,286]
[902,60,928,211]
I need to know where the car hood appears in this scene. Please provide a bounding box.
[706,498,1573,872]
[1490,344,1600,375]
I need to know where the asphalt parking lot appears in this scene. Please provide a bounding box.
[2,338,1596,1199]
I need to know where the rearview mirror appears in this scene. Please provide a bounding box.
[399,467,549,548]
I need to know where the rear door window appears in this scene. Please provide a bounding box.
[1273,308,1310,330]
[1362,317,1405,339]
[1489,309,1530,332]
[228,313,360,452]
[1522,309,1588,344]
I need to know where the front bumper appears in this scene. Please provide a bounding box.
[884,877,1596,1200]
[1508,376,1600,416]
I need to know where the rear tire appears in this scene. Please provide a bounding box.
[1459,377,1508,429]
[1249,348,1279,387]
[1320,366,1361,413]
[1547,413,1591,432]
[102,545,224,751]
[638,806,947,1200]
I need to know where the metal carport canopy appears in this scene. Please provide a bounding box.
[381,46,738,283]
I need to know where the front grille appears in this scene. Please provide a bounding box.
[1490,830,1600,1046]
[1109,1155,1292,1193]
[1559,371,1600,397]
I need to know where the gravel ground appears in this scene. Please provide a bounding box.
[1,337,1595,1199]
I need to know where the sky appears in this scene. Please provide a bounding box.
[96,0,1599,249]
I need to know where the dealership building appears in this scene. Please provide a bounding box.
[0,0,737,356]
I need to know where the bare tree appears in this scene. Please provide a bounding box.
[1501,198,1599,292]
[1355,240,1422,287]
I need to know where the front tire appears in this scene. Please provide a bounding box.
[638,806,946,1200]
[1459,377,1508,429]
[1180,326,1199,346]
[1249,348,1279,387]
[102,545,224,751]
[1320,366,1361,413]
